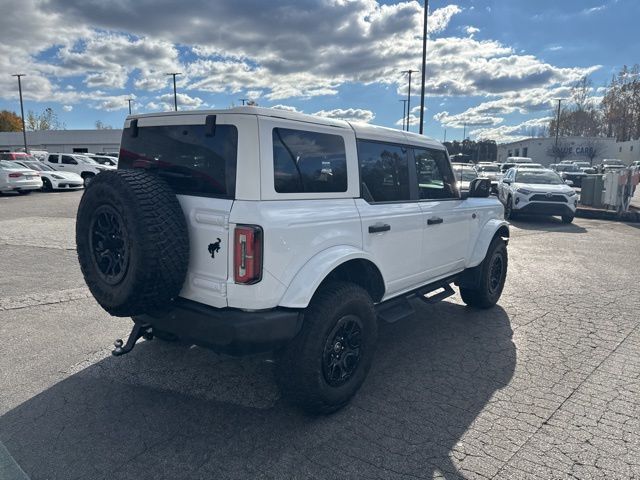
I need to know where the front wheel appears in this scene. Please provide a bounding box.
[503,196,514,220]
[561,215,574,224]
[276,282,378,415]
[82,174,95,187]
[460,237,508,309]
[42,178,53,192]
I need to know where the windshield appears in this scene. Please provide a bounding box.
[515,170,563,185]
[454,166,478,182]
[477,165,499,173]
[0,160,22,169]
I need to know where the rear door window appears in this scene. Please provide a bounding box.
[119,124,238,198]
[357,141,412,202]
[61,155,77,165]
[272,128,347,193]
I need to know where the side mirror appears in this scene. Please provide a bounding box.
[564,179,574,186]
[468,178,491,198]
[502,179,511,185]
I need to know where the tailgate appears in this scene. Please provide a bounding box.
[177,195,233,308]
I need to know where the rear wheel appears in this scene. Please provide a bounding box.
[561,215,574,224]
[276,282,378,415]
[460,237,508,309]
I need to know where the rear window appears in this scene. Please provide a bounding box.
[272,128,347,193]
[119,124,238,198]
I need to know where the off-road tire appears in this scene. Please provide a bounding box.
[460,237,508,309]
[561,215,574,224]
[76,170,189,317]
[276,282,378,415]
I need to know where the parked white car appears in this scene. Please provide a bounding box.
[87,154,118,167]
[476,163,502,194]
[0,160,43,195]
[75,106,509,414]
[12,159,84,191]
[45,153,115,187]
[452,163,478,193]
[498,167,577,223]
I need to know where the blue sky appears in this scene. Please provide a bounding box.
[0,0,636,142]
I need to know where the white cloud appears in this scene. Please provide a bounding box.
[270,105,301,112]
[62,105,73,112]
[471,117,552,143]
[465,26,480,35]
[313,108,375,123]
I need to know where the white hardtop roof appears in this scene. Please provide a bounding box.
[127,106,444,150]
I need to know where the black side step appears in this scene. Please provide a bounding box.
[376,297,415,324]
[416,283,456,304]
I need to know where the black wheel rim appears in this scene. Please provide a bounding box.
[488,253,504,294]
[89,205,130,285]
[322,315,363,387]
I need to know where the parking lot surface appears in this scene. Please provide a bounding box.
[1,190,639,480]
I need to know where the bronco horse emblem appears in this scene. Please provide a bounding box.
[208,238,222,259]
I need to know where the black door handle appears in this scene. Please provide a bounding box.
[427,217,444,225]
[369,224,391,234]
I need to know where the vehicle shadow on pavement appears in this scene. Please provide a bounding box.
[0,300,515,480]
[509,216,587,233]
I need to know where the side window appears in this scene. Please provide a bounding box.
[47,155,59,163]
[358,141,411,202]
[272,128,347,193]
[414,148,457,200]
[61,155,77,165]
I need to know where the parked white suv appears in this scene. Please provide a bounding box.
[45,153,114,186]
[498,167,577,223]
[76,107,509,413]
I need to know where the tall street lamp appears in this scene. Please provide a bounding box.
[401,69,419,132]
[12,74,28,154]
[418,0,429,135]
[127,98,134,115]
[165,73,182,111]
[399,99,408,131]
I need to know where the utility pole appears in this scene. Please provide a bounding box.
[239,99,249,106]
[165,72,181,111]
[401,69,419,132]
[418,0,429,135]
[127,98,134,115]
[399,99,408,131]
[12,74,28,154]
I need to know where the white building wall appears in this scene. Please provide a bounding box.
[0,130,123,154]
[497,137,639,166]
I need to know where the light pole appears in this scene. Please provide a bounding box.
[554,98,563,152]
[239,98,248,106]
[418,0,429,135]
[401,69,419,132]
[399,99,408,131]
[127,98,134,115]
[165,73,181,111]
[12,74,28,154]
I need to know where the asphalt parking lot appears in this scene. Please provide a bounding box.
[1,190,639,480]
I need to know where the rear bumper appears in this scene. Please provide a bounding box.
[135,298,303,356]
[515,202,576,216]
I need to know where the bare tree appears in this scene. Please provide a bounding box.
[578,138,607,166]
[26,107,65,131]
[95,120,114,130]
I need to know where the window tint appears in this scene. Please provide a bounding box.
[414,148,456,200]
[272,128,347,193]
[48,155,59,163]
[358,141,411,202]
[61,155,77,165]
[119,124,238,198]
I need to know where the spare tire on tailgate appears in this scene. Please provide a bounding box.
[76,170,189,317]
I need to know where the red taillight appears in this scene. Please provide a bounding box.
[8,172,22,178]
[234,225,263,284]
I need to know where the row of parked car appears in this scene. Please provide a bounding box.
[452,157,579,223]
[0,151,118,195]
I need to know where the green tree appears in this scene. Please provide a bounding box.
[0,110,23,132]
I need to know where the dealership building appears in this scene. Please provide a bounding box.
[0,129,122,155]
[497,136,640,166]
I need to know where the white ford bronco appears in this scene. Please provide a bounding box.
[76,106,509,414]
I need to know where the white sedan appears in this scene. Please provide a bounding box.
[12,159,84,191]
[0,160,43,195]
[498,167,578,223]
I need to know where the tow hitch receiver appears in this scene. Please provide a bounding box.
[112,323,153,356]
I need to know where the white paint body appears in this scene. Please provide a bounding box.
[123,107,508,311]
[44,153,115,177]
[0,161,43,193]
